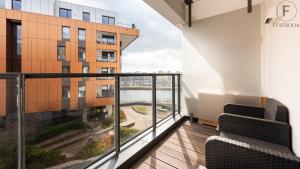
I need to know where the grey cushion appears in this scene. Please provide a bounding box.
[220,132,293,155]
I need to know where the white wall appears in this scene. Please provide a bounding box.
[181,5,262,122]
[22,0,55,15]
[261,0,300,156]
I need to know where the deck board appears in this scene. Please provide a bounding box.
[133,121,216,169]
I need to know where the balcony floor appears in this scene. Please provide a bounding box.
[131,121,218,169]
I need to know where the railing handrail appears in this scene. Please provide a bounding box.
[0,73,182,79]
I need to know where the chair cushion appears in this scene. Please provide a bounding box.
[220,132,293,155]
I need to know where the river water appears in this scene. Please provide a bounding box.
[120,89,174,104]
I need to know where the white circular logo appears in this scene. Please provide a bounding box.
[277,0,297,22]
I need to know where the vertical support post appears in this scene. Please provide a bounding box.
[177,75,181,115]
[17,74,25,169]
[248,0,252,13]
[152,75,156,130]
[172,75,176,118]
[114,75,120,155]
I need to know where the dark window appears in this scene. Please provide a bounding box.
[97,51,115,62]
[62,65,70,73]
[102,35,115,45]
[83,12,90,21]
[62,87,70,99]
[97,85,114,98]
[78,29,86,41]
[102,16,115,25]
[59,8,72,18]
[62,26,70,40]
[12,0,21,10]
[104,51,115,62]
[57,46,66,60]
[78,47,86,61]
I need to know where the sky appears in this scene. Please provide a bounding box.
[62,0,182,73]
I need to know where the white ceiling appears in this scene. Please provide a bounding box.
[191,0,264,21]
[144,0,265,26]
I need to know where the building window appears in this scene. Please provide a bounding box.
[96,34,115,45]
[97,85,114,98]
[62,87,70,99]
[12,0,21,10]
[57,46,66,60]
[96,51,115,62]
[62,65,70,73]
[83,65,89,73]
[102,68,109,74]
[102,16,115,25]
[83,12,90,21]
[78,85,86,98]
[78,47,86,61]
[78,29,86,41]
[62,27,70,40]
[59,8,72,18]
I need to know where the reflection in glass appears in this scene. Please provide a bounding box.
[156,76,172,123]
[120,76,152,144]
[24,77,115,168]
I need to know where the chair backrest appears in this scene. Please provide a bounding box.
[275,105,289,123]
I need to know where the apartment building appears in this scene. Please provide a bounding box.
[0,0,139,121]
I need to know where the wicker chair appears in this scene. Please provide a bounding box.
[205,104,300,169]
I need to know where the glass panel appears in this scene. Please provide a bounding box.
[12,0,21,10]
[83,12,90,21]
[59,8,72,18]
[102,16,109,24]
[156,76,172,123]
[120,76,152,145]
[175,75,178,112]
[109,17,115,25]
[78,48,86,61]
[78,29,86,41]
[62,27,70,40]
[24,77,115,168]
[57,46,66,60]
[0,79,19,169]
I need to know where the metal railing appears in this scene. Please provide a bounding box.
[0,73,181,169]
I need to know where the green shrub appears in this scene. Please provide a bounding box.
[132,106,148,115]
[120,127,140,140]
[101,117,114,128]
[120,110,127,122]
[100,110,127,128]
[77,136,113,159]
[29,120,86,144]
[26,145,65,169]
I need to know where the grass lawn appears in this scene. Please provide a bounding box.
[132,106,148,115]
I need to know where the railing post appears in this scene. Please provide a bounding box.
[172,75,175,118]
[114,75,120,155]
[178,75,181,115]
[17,74,25,169]
[152,75,156,130]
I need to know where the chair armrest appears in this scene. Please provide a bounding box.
[224,104,265,118]
[205,136,300,169]
[219,113,291,148]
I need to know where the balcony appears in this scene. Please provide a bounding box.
[0,73,181,169]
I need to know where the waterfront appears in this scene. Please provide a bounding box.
[120,89,173,104]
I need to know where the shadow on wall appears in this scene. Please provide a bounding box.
[183,81,261,122]
[181,5,263,123]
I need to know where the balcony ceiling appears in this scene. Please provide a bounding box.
[144,0,265,26]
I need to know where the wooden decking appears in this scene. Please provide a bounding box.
[131,121,218,169]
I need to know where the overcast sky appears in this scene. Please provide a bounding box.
[62,0,182,73]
